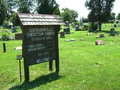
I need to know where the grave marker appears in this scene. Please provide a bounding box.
[60,31,65,38]
[14,13,64,82]
[109,28,115,36]
[65,21,69,27]
[64,28,70,34]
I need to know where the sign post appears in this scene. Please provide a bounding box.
[17,55,22,82]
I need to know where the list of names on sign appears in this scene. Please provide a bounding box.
[26,27,55,65]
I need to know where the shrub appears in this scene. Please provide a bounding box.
[74,22,80,26]
[83,25,89,30]
[1,34,10,41]
[91,23,98,31]
[3,20,9,28]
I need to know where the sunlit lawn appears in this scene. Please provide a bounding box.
[0,23,120,90]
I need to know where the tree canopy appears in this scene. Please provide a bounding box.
[61,8,78,23]
[37,0,59,14]
[0,0,7,25]
[116,13,120,20]
[85,0,115,31]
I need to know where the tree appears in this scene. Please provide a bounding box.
[109,12,115,20]
[61,8,78,23]
[0,0,7,25]
[10,12,17,25]
[37,0,59,14]
[53,8,60,15]
[116,13,120,20]
[17,0,34,13]
[85,0,115,31]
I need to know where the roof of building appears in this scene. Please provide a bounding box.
[14,13,65,26]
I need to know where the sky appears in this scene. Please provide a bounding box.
[56,0,120,20]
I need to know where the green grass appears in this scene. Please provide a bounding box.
[0,24,120,90]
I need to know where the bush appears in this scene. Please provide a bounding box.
[74,22,80,26]
[1,34,10,41]
[83,25,89,30]
[3,20,9,28]
[91,23,98,31]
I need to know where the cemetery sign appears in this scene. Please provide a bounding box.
[14,13,64,82]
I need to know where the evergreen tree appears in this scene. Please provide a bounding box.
[85,0,115,31]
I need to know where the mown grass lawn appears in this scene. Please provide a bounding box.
[0,23,120,90]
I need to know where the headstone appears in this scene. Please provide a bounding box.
[14,47,22,50]
[109,28,115,36]
[72,23,75,28]
[0,30,2,32]
[9,36,14,40]
[65,40,70,42]
[15,33,22,40]
[60,31,65,38]
[12,27,17,33]
[6,30,11,32]
[64,28,70,34]
[118,20,120,27]
[8,25,11,29]
[3,25,6,29]
[80,39,85,41]
[70,39,76,41]
[75,25,79,31]
[65,21,69,27]
[80,20,83,26]
[100,34,105,38]
[95,40,105,45]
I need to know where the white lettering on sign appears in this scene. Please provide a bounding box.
[36,57,50,63]
[28,44,45,52]
[27,28,54,38]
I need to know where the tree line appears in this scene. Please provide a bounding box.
[0,0,78,26]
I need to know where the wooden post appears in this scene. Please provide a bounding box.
[55,26,60,72]
[49,60,53,71]
[3,43,6,52]
[24,57,29,82]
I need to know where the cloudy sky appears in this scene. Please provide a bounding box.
[56,0,120,20]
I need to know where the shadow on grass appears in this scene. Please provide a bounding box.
[98,30,120,34]
[9,72,62,90]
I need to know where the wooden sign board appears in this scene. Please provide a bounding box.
[22,26,57,66]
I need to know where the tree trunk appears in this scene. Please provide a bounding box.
[99,23,102,31]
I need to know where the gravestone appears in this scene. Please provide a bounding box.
[12,27,17,33]
[15,33,22,40]
[75,25,79,31]
[109,28,115,36]
[80,20,83,26]
[118,20,120,27]
[6,30,11,32]
[3,25,6,29]
[64,28,70,34]
[72,23,75,28]
[8,25,11,29]
[100,34,105,38]
[95,40,105,45]
[9,36,14,40]
[65,21,69,27]
[60,31,65,38]
[0,30,2,32]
